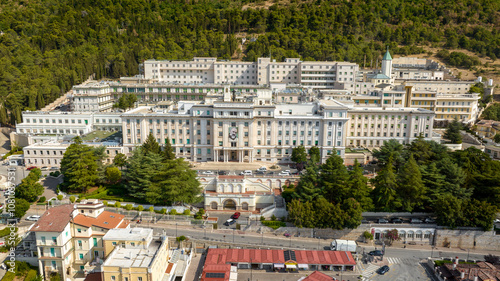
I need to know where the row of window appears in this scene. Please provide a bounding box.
[25,118,89,124]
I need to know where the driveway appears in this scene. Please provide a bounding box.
[40,176,62,199]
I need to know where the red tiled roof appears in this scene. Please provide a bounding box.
[83,272,102,281]
[303,271,335,281]
[31,204,75,232]
[204,249,356,266]
[73,211,128,229]
[201,264,231,281]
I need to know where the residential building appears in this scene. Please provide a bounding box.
[101,235,169,281]
[29,201,129,280]
[102,228,154,259]
[434,258,500,281]
[476,120,500,139]
[484,144,500,160]
[72,82,115,112]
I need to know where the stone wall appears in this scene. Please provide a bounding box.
[434,229,500,251]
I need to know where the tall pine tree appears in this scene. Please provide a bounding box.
[371,155,401,211]
[397,154,427,212]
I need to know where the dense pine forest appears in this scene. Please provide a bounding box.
[0,0,499,125]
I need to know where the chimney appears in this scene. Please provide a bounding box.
[453,256,458,270]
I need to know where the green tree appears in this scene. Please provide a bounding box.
[341,198,363,229]
[105,166,122,183]
[320,153,349,203]
[146,158,202,205]
[308,146,320,165]
[60,137,98,193]
[444,118,463,144]
[142,133,161,155]
[125,148,164,200]
[291,145,307,169]
[371,155,401,211]
[13,199,30,218]
[373,140,404,167]
[294,165,322,201]
[15,169,44,202]
[113,153,127,169]
[348,160,373,211]
[397,154,427,212]
[162,137,176,161]
[433,194,463,229]
[493,134,500,143]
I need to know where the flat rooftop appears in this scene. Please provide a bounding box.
[103,242,161,268]
[103,228,153,241]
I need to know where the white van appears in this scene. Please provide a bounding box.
[240,170,252,176]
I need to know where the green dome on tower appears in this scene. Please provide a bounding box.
[383,48,392,60]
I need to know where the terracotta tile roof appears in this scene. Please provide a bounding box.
[204,249,356,266]
[439,262,500,281]
[302,271,335,281]
[83,272,102,281]
[73,211,128,229]
[201,264,231,281]
[31,204,75,232]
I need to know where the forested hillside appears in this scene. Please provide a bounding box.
[1,0,499,125]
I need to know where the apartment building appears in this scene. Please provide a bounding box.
[30,201,129,280]
[476,119,500,139]
[143,57,359,88]
[101,234,169,281]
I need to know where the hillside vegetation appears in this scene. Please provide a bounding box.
[0,0,499,125]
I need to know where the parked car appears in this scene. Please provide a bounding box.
[26,215,41,221]
[256,167,267,172]
[224,219,236,226]
[377,265,390,275]
[218,170,227,175]
[361,219,369,224]
[410,218,423,224]
[26,166,37,171]
[40,167,48,171]
[202,171,214,175]
[240,170,252,176]
[377,218,388,224]
[7,167,16,172]
[232,212,241,219]
[368,250,384,256]
[256,171,265,175]
[50,167,59,171]
[391,218,403,224]
[278,171,290,176]
[424,217,436,224]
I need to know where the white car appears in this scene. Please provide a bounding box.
[26,215,41,221]
[202,171,214,175]
[278,171,290,176]
[240,170,252,176]
[256,167,267,172]
[7,167,16,172]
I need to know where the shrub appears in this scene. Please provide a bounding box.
[271,214,277,221]
[261,221,286,230]
[49,272,61,281]
[260,216,265,222]
[176,235,187,242]
[56,195,63,201]
[25,270,38,281]
[125,204,133,210]
[102,200,108,206]
[69,196,76,203]
[363,231,374,241]
[183,209,191,215]
[38,196,46,203]
[0,227,17,238]
[280,216,287,222]
[169,209,178,215]
[149,206,155,212]
[160,208,167,214]
[76,198,81,203]
[114,202,121,208]
[137,205,144,212]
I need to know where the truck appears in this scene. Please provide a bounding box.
[330,239,357,252]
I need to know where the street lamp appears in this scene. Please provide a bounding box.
[176,223,178,237]
[233,229,235,243]
[261,231,263,244]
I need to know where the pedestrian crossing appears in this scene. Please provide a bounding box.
[357,257,418,280]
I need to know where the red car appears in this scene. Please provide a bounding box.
[26,166,37,171]
[232,212,241,219]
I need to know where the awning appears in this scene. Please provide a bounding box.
[274,263,285,268]
[298,264,309,269]
[286,264,297,269]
